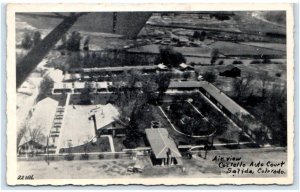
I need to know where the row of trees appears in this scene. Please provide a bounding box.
[231,73,287,146]
[62,46,186,72]
[20,31,41,49]
[59,31,90,52]
[17,124,46,154]
[192,31,207,41]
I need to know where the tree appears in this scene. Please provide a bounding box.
[66,31,82,51]
[192,31,201,39]
[200,31,207,41]
[21,32,33,49]
[232,74,255,99]
[36,76,54,102]
[156,46,186,68]
[17,124,28,147]
[203,71,216,83]
[56,34,68,50]
[262,55,271,64]
[156,73,172,100]
[29,126,46,145]
[210,48,219,65]
[182,71,191,80]
[83,36,90,51]
[258,72,269,98]
[80,83,94,105]
[256,84,287,146]
[142,78,159,104]
[192,31,206,41]
[33,31,41,46]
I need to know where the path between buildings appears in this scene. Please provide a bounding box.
[197,91,256,143]
[55,93,71,154]
[101,135,115,153]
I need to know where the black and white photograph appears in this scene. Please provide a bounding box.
[6,3,294,185]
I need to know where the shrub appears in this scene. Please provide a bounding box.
[189,62,196,66]
[262,56,271,64]
[275,72,282,77]
[98,154,104,159]
[202,71,216,83]
[232,60,243,65]
[218,60,224,65]
[210,48,219,64]
[250,60,261,64]
[64,154,74,161]
[44,156,55,161]
[80,154,89,160]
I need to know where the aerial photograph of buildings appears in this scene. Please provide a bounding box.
[14,10,288,180]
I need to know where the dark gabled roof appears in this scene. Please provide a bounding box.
[169,81,203,88]
[198,81,249,116]
[168,81,249,116]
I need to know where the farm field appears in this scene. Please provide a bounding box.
[240,42,286,52]
[209,41,286,57]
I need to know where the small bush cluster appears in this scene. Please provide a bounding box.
[64,154,75,161]
[232,60,243,65]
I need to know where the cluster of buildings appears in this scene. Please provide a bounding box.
[18,61,271,168]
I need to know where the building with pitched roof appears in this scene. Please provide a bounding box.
[18,97,59,155]
[145,128,181,166]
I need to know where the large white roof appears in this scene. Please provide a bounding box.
[145,128,181,159]
[18,97,58,146]
[92,103,120,129]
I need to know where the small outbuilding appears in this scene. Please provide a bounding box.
[145,128,181,166]
[179,63,194,71]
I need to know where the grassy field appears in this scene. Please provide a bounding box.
[209,41,285,56]
[240,42,286,52]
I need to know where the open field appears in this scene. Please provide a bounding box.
[233,11,285,35]
[240,42,286,52]
[209,41,285,57]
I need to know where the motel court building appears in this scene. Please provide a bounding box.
[145,128,182,166]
